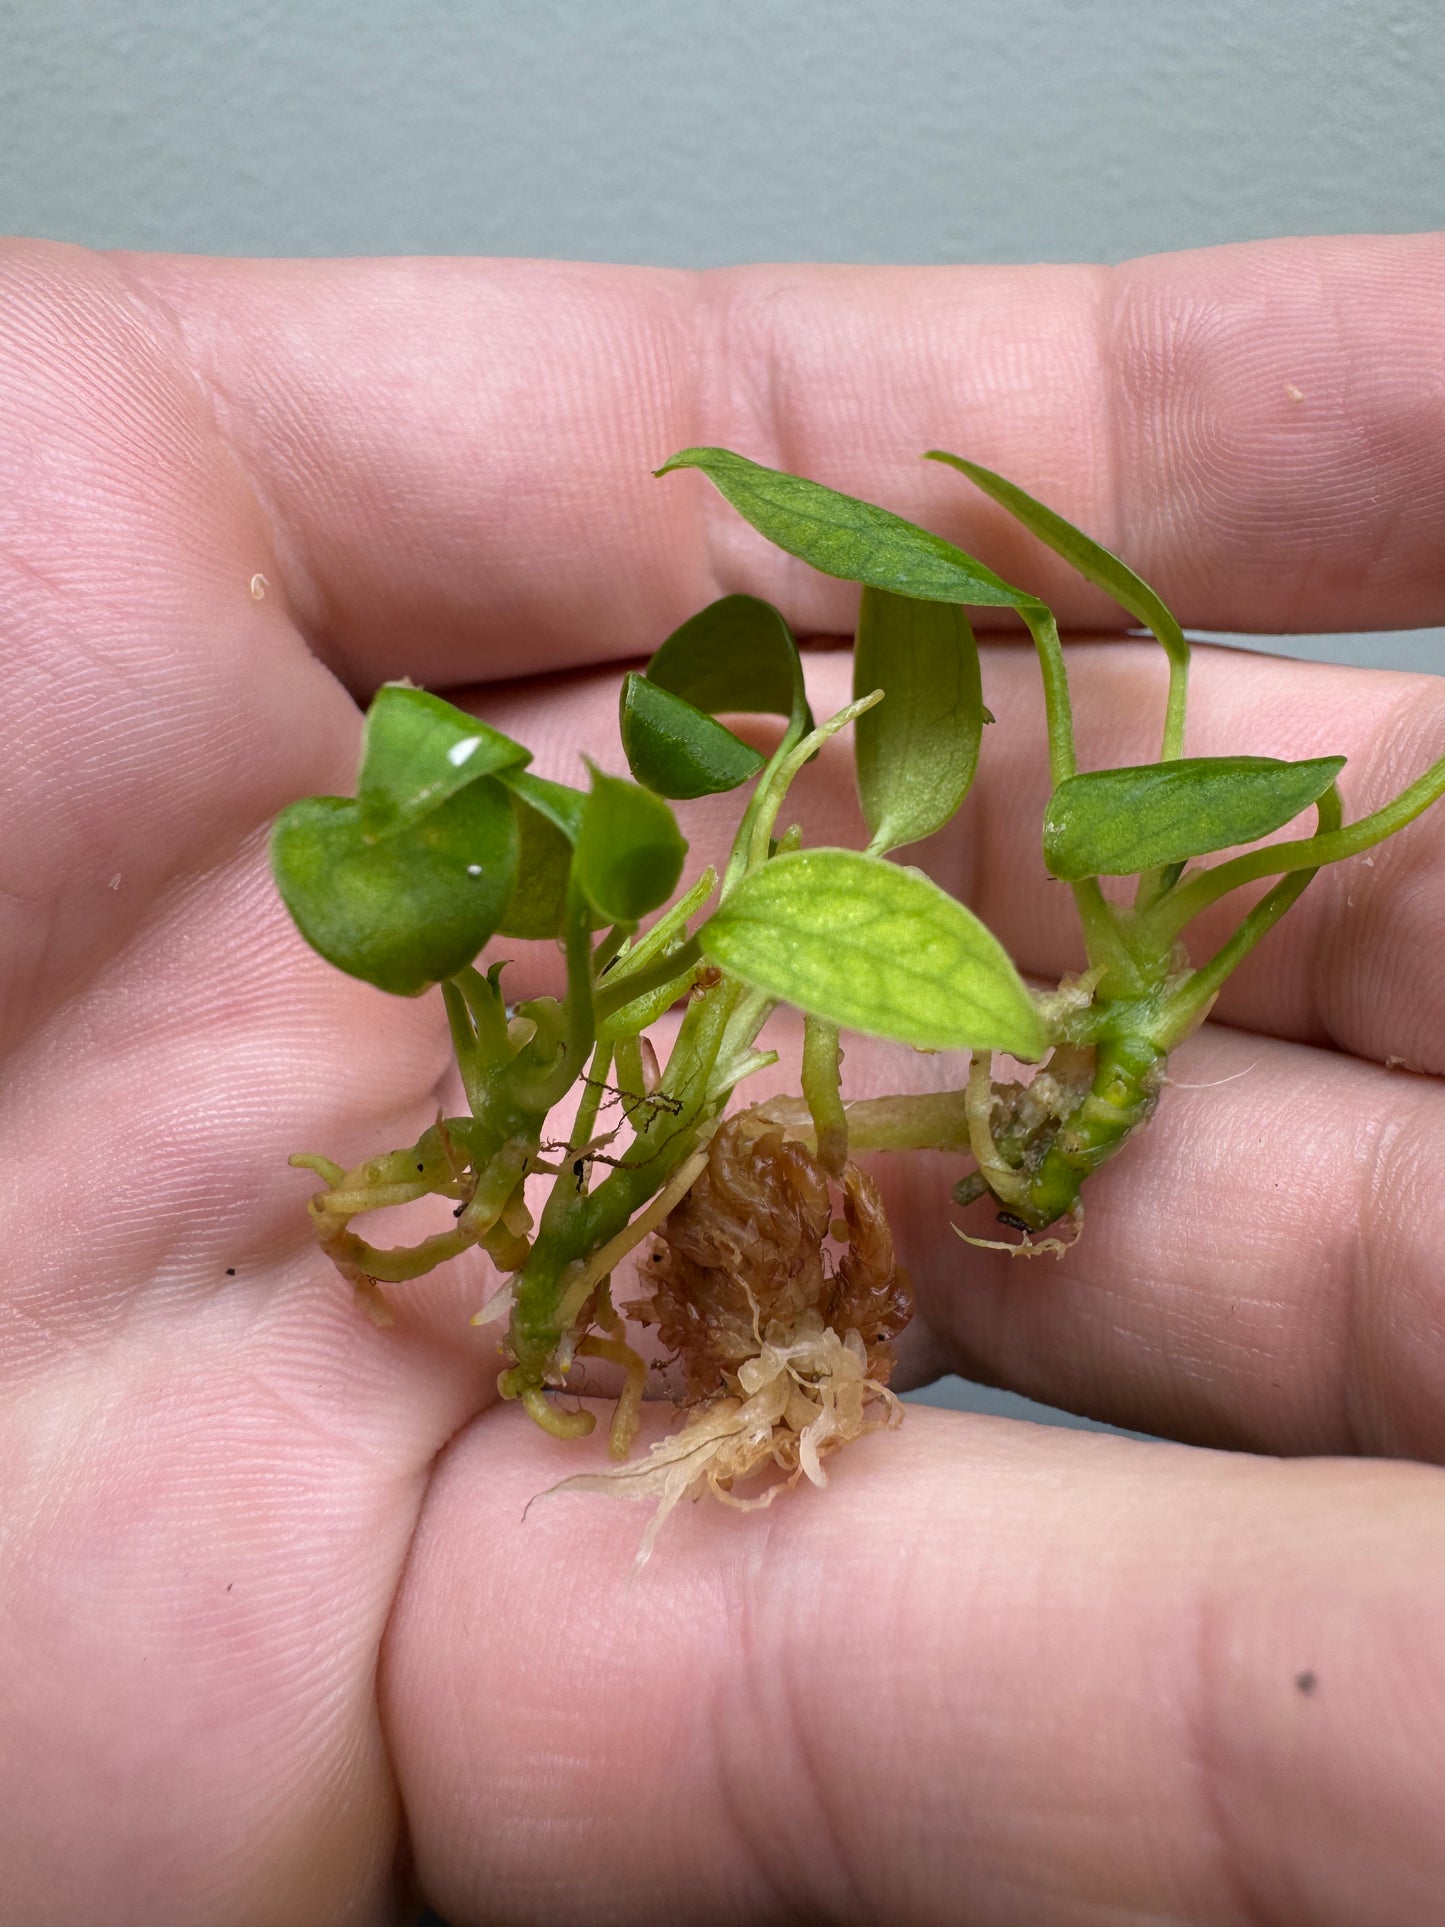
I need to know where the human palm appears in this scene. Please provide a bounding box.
[3,236,1443,1926]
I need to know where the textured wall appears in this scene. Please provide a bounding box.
[3,0,1443,266]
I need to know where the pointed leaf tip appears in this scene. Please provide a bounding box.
[1044,754,1347,881]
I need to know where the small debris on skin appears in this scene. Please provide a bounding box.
[1295,1670,1317,1696]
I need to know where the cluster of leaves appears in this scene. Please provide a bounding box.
[272,445,1445,1447]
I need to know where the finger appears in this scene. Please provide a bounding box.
[0,240,360,1054]
[124,235,1445,688]
[384,1405,1445,1927]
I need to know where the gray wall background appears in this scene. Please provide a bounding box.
[5,0,1444,269]
[3,0,1442,1430]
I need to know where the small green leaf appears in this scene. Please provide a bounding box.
[1043,755,1348,881]
[574,764,688,924]
[619,672,765,798]
[357,683,530,835]
[700,847,1045,1059]
[854,587,984,853]
[497,767,586,843]
[926,451,1191,757]
[926,452,1187,659]
[272,777,520,995]
[496,790,574,940]
[646,594,813,745]
[656,448,1034,609]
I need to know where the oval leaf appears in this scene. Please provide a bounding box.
[497,766,586,844]
[575,765,688,924]
[619,672,765,798]
[926,451,1189,678]
[272,777,520,995]
[700,848,1045,1059]
[1044,755,1347,881]
[496,789,575,939]
[646,593,812,745]
[854,586,984,853]
[656,447,1033,609]
[358,683,530,835]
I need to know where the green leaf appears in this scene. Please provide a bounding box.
[700,847,1046,1059]
[272,777,520,996]
[646,593,813,745]
[656,448,1035,609]
[926,452,1187,656]
[496,789,574,940]
[357,683,530,835]
[854,586,984,853]
[574,764,688,924]
[1043,755,1348,882]
[497,767,586,843]
[619,672,765,798]
[926,451,1191,757]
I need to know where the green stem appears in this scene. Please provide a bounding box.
[510,877,596,1112]
[1147,755,1445,947]
[1161,645,1189,763]
[506,980,738,1385]
[1068,879,1159,1002]
[964,1051,1029,1208]
[1148,783,1344,1050]
[1009,1031,1165,1230]
[743,690,884,875]
[616,867,717,976]
[594,936,702,1024]
[723,736,798,896]
[568,1039,613,1172]
[1020,603,1077,788]
[1151,867,1312,1051]
[442,974,510,1117]
[750,1087,974,1155]
[591,925,629,977]
[800,1015,847,1174]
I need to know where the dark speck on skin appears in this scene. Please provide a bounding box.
[1295,1670,1317,1696]
[225,1268,235,1276]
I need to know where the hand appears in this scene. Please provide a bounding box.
[3,235,1442,1927]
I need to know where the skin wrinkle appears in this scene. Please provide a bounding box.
[1348,1103,1401,1456]
[736,1557,872,1923]
[1184,1574,1274,1927]
[1348,1096,1445,1461]
[702,1521,838,1924]
[1315,675,1445,1069]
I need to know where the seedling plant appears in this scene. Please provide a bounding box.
[272,448,1445,1549]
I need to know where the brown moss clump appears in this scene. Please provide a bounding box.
[548,1114,913,1562]
[636,1117,911,1394]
